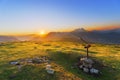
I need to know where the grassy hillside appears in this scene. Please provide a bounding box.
[0,41,120,80]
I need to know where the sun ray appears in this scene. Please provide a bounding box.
[39,30,46,37]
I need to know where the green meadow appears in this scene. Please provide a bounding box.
[0,41,120,80]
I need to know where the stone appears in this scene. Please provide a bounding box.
[83,67,89,73]
[26,59,33,63]
[46,64,55,74]
[10,61,19,65]
[79,57,100,75]
[80,57,94,68]
[46,69,54,74]
[90,68,99,74]
[81,58,94,64]
[79,65,83,69]
[32,58,42,64]
[46,64,51,70]
[82,63,92,68]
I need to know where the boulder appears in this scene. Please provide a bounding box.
[10,61,19,65]
[79,65,83,69]
[83,67,89,73]
[90,68,99,74]
[26,59,33,63]
[82,63,92,68]
[80,58,94,64]
[80,57,94,68]
[46,64,51,70]
[46,69,55,74]
[32,58,42,64]
[46,64,55,74]
[79,57,100,75]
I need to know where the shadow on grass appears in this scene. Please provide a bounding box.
[48,50,120,80]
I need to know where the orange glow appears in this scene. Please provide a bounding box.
[87,24,120,31]
[38,30,47,37]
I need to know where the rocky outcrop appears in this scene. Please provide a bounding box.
[78,57,100,74]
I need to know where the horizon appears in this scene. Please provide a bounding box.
[0,0,120,35]
[1,25,120,36]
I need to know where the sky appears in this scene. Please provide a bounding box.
[0,0,120,35]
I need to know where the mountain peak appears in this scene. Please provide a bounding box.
[72,28,86,32]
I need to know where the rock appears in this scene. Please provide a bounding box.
[81,58,94,64]
[46,69,55,74]
[46,64,51,70]
[82,63,92,68]
[46,64,55,74]
[80,57,94,68]
[79,57,100,75]
[10,61,19,65]
[26,59,33,63]
[32,58,42,64]
[83,67,89,73]
[79,65,83,69]
[90,68,99,74]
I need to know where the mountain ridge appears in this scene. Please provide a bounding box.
[0,36,19,42]
[30,28,120,44]
[0,28,120,44]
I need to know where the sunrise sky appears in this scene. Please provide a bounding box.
[0,0,120,35]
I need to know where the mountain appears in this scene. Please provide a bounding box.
[92,28,120,34]
[72,28,86,33]
[31,28,88,42]
[31,32,84,42]
[45,32,84,42]
[31,28,120,44]
[0,36,18,42]
[14,34,37,41]
[71,28,120,44]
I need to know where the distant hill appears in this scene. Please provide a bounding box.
[44,32,83,42]
[31,32,84,42]
[28,28,120,44]
[14,34,37,41]
[71,28,120,44]
[72,28,86,33]
[92,28,120,34]
[0,36,18,42]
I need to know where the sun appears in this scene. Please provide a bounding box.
[40,31,45,35]
[39,30,46,37]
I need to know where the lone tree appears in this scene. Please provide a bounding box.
[84,44,91,58]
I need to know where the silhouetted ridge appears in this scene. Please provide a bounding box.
[27,28,120,44]
[0,36,18,42]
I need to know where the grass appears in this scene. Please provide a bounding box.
[0,41,120,80]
